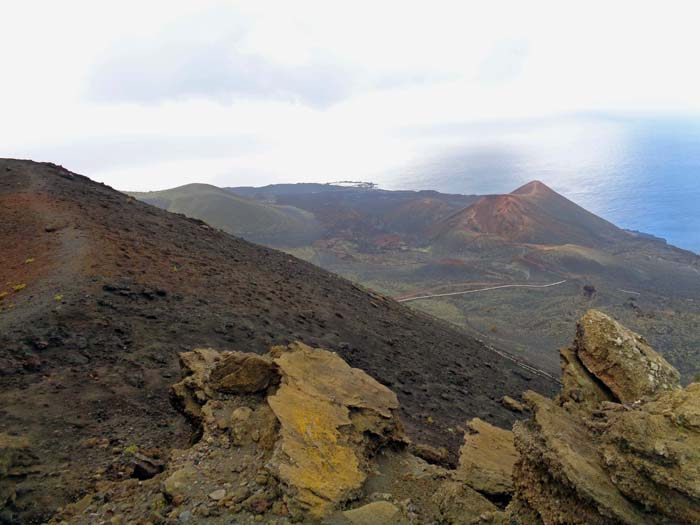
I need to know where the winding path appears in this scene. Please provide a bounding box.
[396,279,568,384]
[397,279,568,303]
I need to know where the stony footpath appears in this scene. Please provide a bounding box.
[17,309,700,524]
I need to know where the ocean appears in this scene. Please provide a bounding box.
[382,114,700,253]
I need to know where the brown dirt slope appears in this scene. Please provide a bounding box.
[0,159,556,523]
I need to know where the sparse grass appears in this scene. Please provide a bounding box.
[409,299,464,326]
[123,444,138,454]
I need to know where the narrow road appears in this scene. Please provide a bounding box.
[397,279,568,302]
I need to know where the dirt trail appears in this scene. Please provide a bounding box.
[397,280,568,302]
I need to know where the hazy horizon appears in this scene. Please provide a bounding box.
[4,1,700,191]
[3,1,699,251]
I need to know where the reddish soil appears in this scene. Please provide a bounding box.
[0,160,557,523]
[435,180,627,247]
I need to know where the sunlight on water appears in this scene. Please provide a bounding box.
[382,115,700,252]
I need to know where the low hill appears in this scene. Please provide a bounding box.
[228,180,700,380]
[135,179,700,380]
[130,183,322,246]
[435,180,628,246]
[228,184,478,240]
[0,159,556,523]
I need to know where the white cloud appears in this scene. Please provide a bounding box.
[2,0,700,190]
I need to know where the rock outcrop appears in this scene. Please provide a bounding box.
[501,310,700,525]
[266,343,404,519]
[53,343,508,524]
[0,434,36,510]
[49,310,699,525]
[456,418,517,497]
[168,342,407,521]
[573,310,680,403]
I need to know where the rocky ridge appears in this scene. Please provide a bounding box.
[496,310,699,524]
[48,342,501,525]
[0,159,557,523]
[19,309,700,524]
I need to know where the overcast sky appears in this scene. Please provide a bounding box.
[2,0,700,191]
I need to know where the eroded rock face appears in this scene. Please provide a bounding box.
[53,343,411,524]
[169,347,221,420]
[267,343,404,519]
[341,501,405,525]
[53,313,698,525]
[456,418,517,497]
[574,310,680,403]
[558,345,614,406]
[0,433,36,510]
[503,310,700,525]
[512,392,647,525]
[210,351,278,393]
[601,384,700,523]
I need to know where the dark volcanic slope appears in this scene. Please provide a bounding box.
[0,160,557,522]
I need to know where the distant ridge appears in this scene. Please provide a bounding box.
[129,183,322,245]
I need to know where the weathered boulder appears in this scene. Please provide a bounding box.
[456,418,517,497]
[169,342,407,521]
[340,501,405,525]
[0,433,36,507]
[209,351,277,393]
[162,465,198,502]
[511,392,647,525]
[574,310,680,403]
[267,343,405,519]
[49,342,509,524]
[503,310,700,525]
[601,383,700,523]
[61,323,699,525]
[433,480,501,524]
[500,395,527,413]
[558,345,614,406]
[170,347,221,420]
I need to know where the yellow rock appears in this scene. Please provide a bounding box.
[342,501,403,524]
[273,342,399,417]
[267,343,403,519]
[268,384,364,518]
[210,351,277,393]
[456,418,516,496]
[575,310,680,403]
